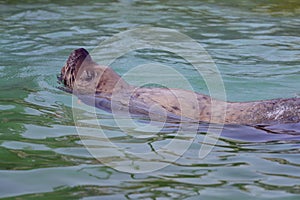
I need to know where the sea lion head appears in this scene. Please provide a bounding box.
[58,48,90,88]
[58,48,101,93]
[59,48,130,95]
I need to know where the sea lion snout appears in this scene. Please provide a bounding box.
[67,48,90,71]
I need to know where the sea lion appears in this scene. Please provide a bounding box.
[58,48,300,125]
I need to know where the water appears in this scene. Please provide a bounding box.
[1,0,300,199]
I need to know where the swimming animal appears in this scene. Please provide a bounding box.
[58,48,300,125]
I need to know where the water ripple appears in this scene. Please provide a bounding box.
[1,0,300,199]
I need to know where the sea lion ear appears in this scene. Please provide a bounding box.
[66,48,92,72]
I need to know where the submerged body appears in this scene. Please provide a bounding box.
[58,48,300,125]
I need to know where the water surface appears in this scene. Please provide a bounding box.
[1,0,300,199]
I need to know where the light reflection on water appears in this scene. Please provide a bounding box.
[1,0,300,199]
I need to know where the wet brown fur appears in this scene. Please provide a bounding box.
[58,48,300,125]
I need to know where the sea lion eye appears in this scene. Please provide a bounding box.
[83,70,94,81]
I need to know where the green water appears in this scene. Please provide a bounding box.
[1,0,300,199]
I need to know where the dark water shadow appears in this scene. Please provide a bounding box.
[68,94,300,143]
[220,123,300,143]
